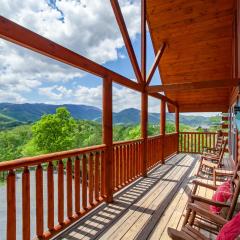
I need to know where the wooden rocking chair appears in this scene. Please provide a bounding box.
[168,203,228,240]
[196,140,227,177]
[202,134,224,156]
[183,171,240,233]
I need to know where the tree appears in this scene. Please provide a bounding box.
[31,107,77,153]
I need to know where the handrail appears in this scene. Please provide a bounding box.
[113,138,143,146]
[0,144,106,171]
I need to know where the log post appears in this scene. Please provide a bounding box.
[175,105,180,153]
[102,77,113,203]
[141,0,148,177]
[160,100,166,163]
[141,91,148,176]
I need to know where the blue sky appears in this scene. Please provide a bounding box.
[0,0,218,116]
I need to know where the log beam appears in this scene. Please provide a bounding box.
[110,0,143,84]
[0,16,142,92]
[146,42,166,85]
[147,79,240,93]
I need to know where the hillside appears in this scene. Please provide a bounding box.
[0,103,220,128]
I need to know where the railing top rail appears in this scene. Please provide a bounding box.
[165,132,178,136]
[147,134,163,140]
[113,138,144,146]
[0,144,106,171]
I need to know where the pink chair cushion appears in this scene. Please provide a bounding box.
[210,180,232,214]
[216,212,240,240]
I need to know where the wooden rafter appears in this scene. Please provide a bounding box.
[146,42,166,86]
[0,16,142,92]
[141,0,147,82]
[110,0,143,84]
[147,79,240,93]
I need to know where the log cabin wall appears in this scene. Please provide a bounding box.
[228,0,240,164]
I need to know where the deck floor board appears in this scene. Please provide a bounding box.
[56,153,232,240]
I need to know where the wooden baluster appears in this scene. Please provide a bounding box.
[198,133,200,153]
[82,154,87,210]
[201,133,204,153]
[58,160,64,225]
[137,142,140,175]
[213,133,216,148]
[102,150,107,197]
[194,133,197,153]
[126,145,129,182]
[89,153,94,206]
[184,134,187,153]
[129,144,132,180]
[120,146,124,185]
[116,146,120,187]
[7,170,16,240]
[123,145,127,184]
[47,162,54,231]
[95,152,100,202]
[66,158,72,219]
[75,156,80,215]
[113,148,117,190]
[22,167,30,240]
[36,165,44,238]
[130,144,133,180]
[209,133,212,149]
[134,143,137,178]
[188,134,190,153]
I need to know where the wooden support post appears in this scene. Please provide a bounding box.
[102,78,113,203]
[141,0,148,177]
[160,100,166,164]
[141,91,148,176]
[175,106,180,153]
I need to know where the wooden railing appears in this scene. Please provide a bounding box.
[0,135,180,239]
[179,132,218,154]
[164,133,179,159]
[0,145,107,240]
[113,139,143,191]
[147,135,163,170]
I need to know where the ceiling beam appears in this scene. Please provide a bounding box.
[177,103,229,113]
[146,42,166,85]
[149,93,176,106]
[110,0,143,84]
[147,79,240,93]
[0,16,142,92]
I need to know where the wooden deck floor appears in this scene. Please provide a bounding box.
[56,153,232,240]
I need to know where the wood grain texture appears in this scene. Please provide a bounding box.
[147,0,235,112]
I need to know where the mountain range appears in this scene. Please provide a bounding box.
[0,103,220,129]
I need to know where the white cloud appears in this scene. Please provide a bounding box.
[0,0,141,103]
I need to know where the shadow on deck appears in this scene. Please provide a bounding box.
[56,154,198,240]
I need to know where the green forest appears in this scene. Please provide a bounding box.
[0,107,219,163]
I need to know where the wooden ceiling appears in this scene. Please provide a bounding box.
[147,0,235,112]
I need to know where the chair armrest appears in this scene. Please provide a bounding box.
[187,203,228,226]
[203,155,219,161]
[190,194,230,208]
[192,180,217,191]
[167,228,194,240]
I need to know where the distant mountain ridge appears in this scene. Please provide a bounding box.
[0,103,219,129]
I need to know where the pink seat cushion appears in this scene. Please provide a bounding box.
[210,180,232,214]
[216,212,240,240]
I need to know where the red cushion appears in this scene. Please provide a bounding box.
[216,212,240,240]
[210,180,232,214]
